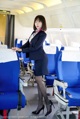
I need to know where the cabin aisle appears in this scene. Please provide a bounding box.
[9,74,56,119]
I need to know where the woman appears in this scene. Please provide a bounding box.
[12,15,53,116]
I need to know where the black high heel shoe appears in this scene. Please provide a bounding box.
[45,100,55,116]
[49,100,55,108]
[32,105,45,115]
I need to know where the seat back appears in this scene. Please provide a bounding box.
[0,49,20,92]
[44,45,58,74]
[15,38,18,46]
[57,51,80,87]
[17,40,22,48]
[15,39,22,58]
[15,39,22,48]
[47,54,56,74]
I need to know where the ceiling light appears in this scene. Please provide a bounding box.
[22,7,32,13]
[37,0,62,7]
[27,2,44,10]
[15,10,24,14]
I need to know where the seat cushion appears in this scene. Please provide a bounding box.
[45,75,56,86]
[66,88,80,106]
[0,92,26,110]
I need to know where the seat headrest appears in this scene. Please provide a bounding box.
[43,45,56,54]
[62,51,80,62]
[17,39,22,44]
[0,49,18,63]
[63,46,80,51]
[0,45,7,49]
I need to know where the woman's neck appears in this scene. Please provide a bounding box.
[36,28,42,33]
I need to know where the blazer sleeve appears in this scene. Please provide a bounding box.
[22,33,46,53]
[20,40,29,49]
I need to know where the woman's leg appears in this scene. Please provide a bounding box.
[35,76,51,112]
[36,84,43,110]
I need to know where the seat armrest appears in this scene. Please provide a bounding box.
[54,79,68,105]
[54,79,68,89]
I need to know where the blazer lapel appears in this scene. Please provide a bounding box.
[30,32,40,45]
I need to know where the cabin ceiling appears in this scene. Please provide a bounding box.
[0,0,80,14]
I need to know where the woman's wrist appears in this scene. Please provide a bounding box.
[18,48,22,52]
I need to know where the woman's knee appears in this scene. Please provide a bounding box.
[35,76,42,82]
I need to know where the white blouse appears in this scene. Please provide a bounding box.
[29,32,37,43]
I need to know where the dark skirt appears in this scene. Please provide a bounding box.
[34,55,48,76]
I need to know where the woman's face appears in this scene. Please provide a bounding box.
[35,19,42,31]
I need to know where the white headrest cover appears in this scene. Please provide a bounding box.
[64,46,80,51]
[62,51,80,62]
[0,45,7,49]
[43,45,56,54]
[0,49,18,63]
[17,39,22,43]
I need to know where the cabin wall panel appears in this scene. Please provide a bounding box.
[15,16,33,39]
[72,12,80,28]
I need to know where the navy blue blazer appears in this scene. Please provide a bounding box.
[20,30,47,60]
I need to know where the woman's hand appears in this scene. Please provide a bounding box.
[12,47,22,52]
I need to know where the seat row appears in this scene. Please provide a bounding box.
[0,48,26,118]
[53,50,80,119]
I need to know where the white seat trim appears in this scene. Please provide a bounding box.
[0,45,7,49]
[0,49,18,63]
[43,45,56,54]
[62,51,80,61]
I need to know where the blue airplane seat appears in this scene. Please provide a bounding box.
[20,52,35,83]
[0,49,26,118]
[60,46,64,51]
[54,51,80,119]
[14,38,18,47]
[15,39,22,48]
[15,39,22,58]
[45,41,50,45]
[21,52,35,69]
[30,60,35,70]
[21,52,30,67]
[45,47,58,86]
